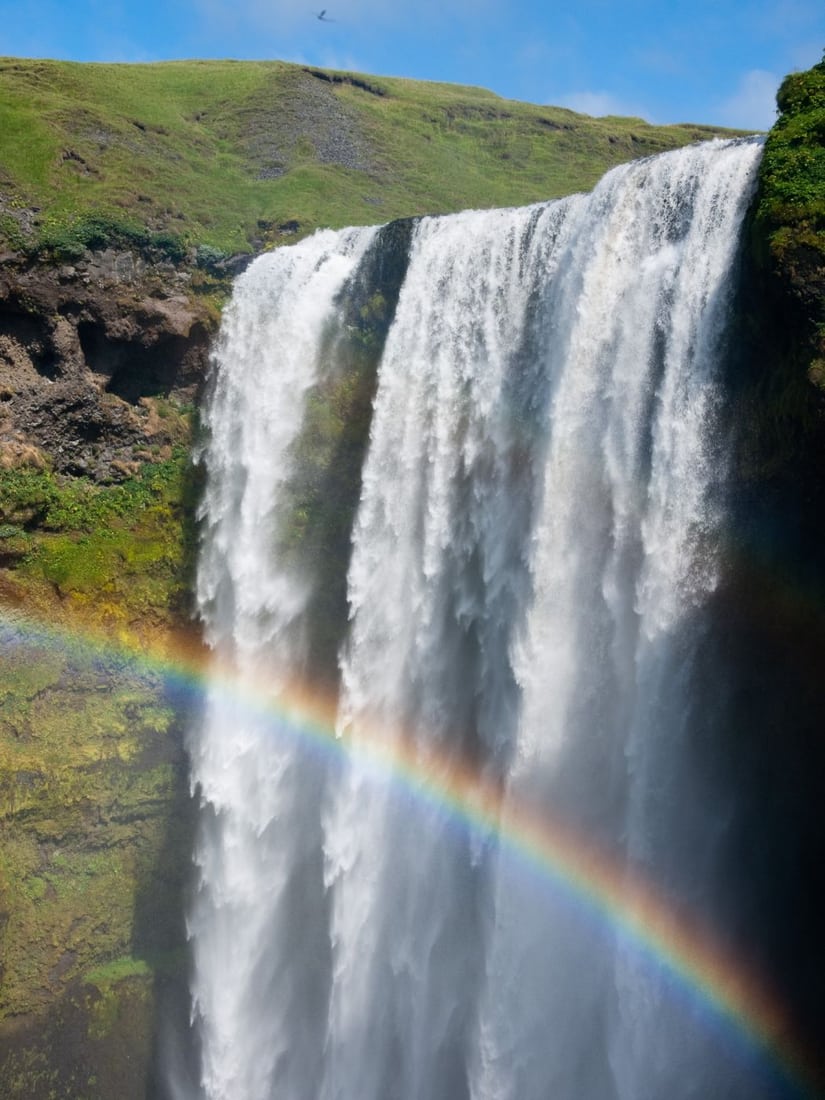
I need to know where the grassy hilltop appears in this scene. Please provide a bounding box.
[0,58,744,257]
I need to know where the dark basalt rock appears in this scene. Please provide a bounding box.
[0,249,216,480]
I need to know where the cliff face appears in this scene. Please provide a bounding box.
[719,56,825,1065]
[0,250,215,1098]
[0,248,216,481]
[0,58,822,1100]
[752,55,825,368]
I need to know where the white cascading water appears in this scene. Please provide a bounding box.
[187,226,377,1100]
[186,138,768,1100]
[471,138,763,1100]
[322,200,574,1100]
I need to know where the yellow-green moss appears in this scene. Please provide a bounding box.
[0,437,200,633]
[0,433,199,1059]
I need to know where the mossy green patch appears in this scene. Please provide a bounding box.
[0,436,200,630]
[84,955,152,987]
[0,970,159,1099]
[0,654,183,1017]
[83,960,157,1043]
[752,53,825,346]
[743,52,825,484]
[0,426,199,1041]
[36,211,187,264]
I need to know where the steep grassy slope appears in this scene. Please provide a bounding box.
[0,58,742,256]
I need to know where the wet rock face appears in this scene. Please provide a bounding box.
[0,249,215,481]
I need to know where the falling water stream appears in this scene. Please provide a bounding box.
[184,138,777,1100]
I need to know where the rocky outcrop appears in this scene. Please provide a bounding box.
[719,57,825,1070]
[0,250,217,481]
[0,247,215,1098]
[750,54,825,394]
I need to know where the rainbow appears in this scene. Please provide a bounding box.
[0,603,820,1098]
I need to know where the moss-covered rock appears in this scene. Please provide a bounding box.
[0,639,197,1096]
[0,436,201,1096]
[751,51,825,393]
[717,55,825,1064]
[0,967,159,1100]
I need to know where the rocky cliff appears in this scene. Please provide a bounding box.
[719,56,825,1070]
[0,247,216,480]
[0,245,216,1097]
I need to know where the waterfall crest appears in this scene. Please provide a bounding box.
[186,138,772,1100]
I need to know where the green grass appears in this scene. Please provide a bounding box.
[0,57,746,256]
[0,441,199,627]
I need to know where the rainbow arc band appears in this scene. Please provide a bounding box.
[0,604,819,1099]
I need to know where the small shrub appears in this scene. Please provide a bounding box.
[36,212,186,263]
[195,243,230,272]
[0,468,58,527]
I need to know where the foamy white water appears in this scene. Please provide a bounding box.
[187,227,377,1100]
[321,201,575,1100]
[186,138,766,1100]
[472,137,763,1100]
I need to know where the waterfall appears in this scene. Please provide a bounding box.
[185,138,776,1100]
[187,227,378,1100]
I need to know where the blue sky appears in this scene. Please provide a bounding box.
[1,0,822,129]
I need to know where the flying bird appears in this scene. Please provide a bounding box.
[316,9,335,20]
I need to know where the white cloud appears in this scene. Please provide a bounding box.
[556,90,651,122]
[716,70,780,131]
